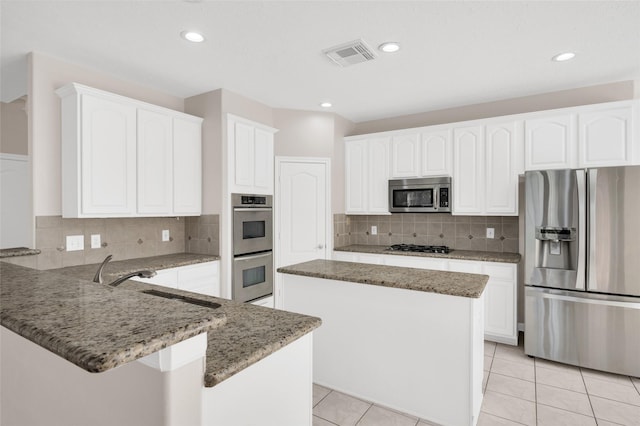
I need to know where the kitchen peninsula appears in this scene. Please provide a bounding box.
[278,259,489,426]
[1,258,321,426]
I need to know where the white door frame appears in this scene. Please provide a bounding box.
[274,156,332,308]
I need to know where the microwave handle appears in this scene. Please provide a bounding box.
[434,188,438,210]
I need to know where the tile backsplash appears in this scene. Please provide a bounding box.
[185,215,220,256]
[334,213,519,253]
[3,213,220,270]
[30,216,188,269]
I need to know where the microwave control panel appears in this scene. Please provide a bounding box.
[439,187,449,208]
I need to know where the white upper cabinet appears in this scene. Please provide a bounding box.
[485,121,519,214]
[525,114,577,170]
[345,139,367,213]
[390,134,420,178]
[63,90,137,217]
[227,114,277,195]
[453,126,484,214]
[421,129,452,176]
[367,137,391,213]
[137,109,173,215]
[173,117,202,215]
[344,137,390,214]
[57,83,203,218]
[525,100,639,170]
[578,103,636,167]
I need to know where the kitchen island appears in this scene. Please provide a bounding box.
[278,259,489,426]
[1,258,321,426]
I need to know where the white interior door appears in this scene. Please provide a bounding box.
[275,157,331,308]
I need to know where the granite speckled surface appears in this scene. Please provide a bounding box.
[0,247,41,258]
[335,244,522,263]
[54,252,220,283]
[0,262,226,373]
[278,259,488,298]
[2,252,321,387]
[116,280,322,387]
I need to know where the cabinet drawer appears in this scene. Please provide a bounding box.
[178,262,218,288]
[483,263,516,281]
[448,260,482,274]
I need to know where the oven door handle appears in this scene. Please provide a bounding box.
[235,251,272,261]
[233,208,272,212]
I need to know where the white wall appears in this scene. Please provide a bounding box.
[29,52,185,216]
[352,80,635,135]
[0,98,28,155]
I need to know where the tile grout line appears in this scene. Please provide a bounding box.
[580,367,599,423]
[314,388,332,408]
[353,403,373,426]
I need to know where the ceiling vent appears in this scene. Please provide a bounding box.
[323,39,377,67]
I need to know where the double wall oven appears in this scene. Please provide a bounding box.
[232,194,273,303]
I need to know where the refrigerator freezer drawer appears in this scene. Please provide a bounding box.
[525,287,640,377]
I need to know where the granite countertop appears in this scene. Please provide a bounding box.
[116,279,321,387]
[54,252,221,282]
[0,262,226,373]
[1,252,321,387]
[0,247,41,258]
[278,259,489,298]
[335,244,522,263]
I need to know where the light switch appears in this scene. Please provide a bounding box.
[486,228,495,239]
[162,230,170,242]
[371,226,377,235]
[66,235,84,251]
[91,234,101,249]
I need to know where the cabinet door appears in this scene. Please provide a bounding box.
[345,140,367,214]
[485,122,518,215]
[390,134,420,178]
[368,137,390,213]
[232,121,255,189]
[524,114,576,170]
[483,263,517,344]
[177,261,219,297]
[453,126,484,214]
[421,130,452,176]
[80,94,136,216]
[578,106,634,167]
[173,117,202,215]
[137,109,173,215]
[253,128,274,193]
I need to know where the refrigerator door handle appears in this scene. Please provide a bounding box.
[575,169,586,291]
[587,169,597,291]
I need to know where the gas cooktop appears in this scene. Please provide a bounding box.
[388,244,451,254]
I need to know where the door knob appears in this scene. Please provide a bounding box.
[317,244,324,249]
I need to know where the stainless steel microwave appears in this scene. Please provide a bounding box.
[389,177,451,213]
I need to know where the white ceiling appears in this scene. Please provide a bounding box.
[2,0,640,123]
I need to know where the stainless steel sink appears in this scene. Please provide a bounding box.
[141,289,221,309]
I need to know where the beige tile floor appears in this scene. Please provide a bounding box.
[313,338,640,426]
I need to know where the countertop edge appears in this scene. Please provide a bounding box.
[334,245,521,264]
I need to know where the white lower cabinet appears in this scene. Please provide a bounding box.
[132,261,220,297]
[333,251,518,345]
[250,295,275,308]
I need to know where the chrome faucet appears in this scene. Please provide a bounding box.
[93,255,113,284]
[93,254,157,287]
[107,270,157,287]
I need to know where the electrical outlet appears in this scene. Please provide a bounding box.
[66,235,84,251]
[162,230,170,242]
[371,226,377,235]
[486,227,495,239]
[91,234,101,249]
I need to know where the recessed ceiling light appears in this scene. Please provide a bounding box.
[379,42,400,53]
[320,102,332,108]
[552,52,576,62]
[181,31,205,43]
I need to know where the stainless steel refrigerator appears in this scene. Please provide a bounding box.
[524,166,640,377]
